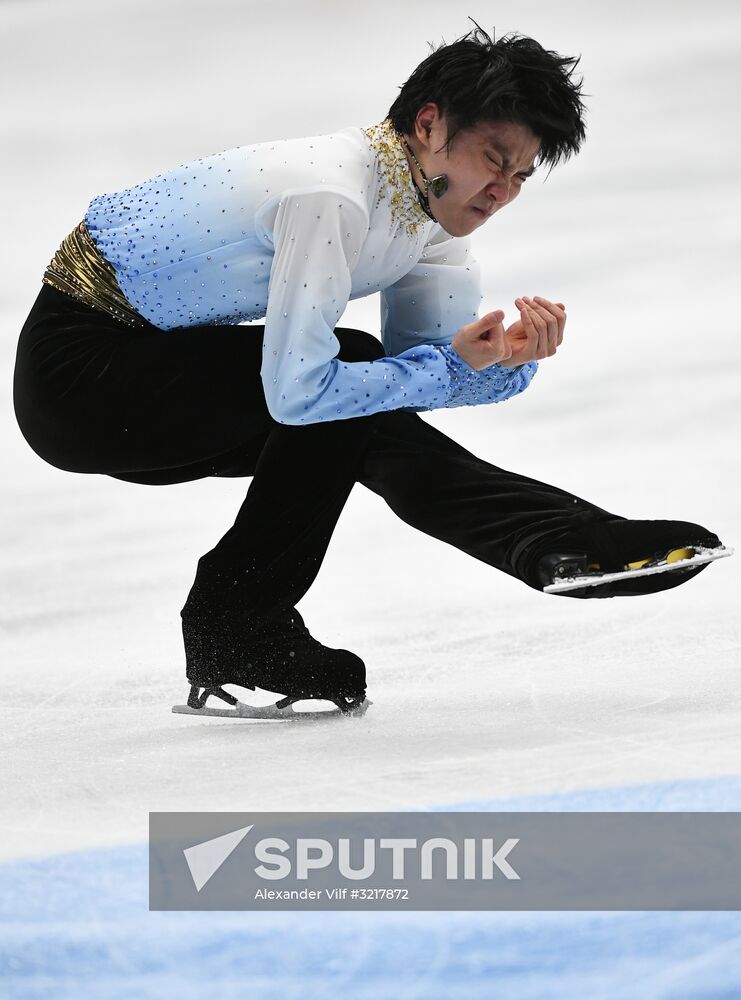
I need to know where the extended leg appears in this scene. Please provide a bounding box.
[358,409,720,597]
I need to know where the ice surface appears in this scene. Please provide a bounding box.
[3,781,741,1000]
[1,0,740,996]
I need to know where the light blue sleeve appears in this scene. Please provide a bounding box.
[380,227,537,412]
[259,187,452,424]
[435,344,538,407]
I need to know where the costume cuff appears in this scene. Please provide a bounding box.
[434,343,538,408]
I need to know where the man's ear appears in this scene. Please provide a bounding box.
[414,102,440,147]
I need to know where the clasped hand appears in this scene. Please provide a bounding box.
[451,296,566,371]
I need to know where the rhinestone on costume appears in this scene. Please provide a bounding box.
[362,118,434,239]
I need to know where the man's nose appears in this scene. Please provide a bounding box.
[486,177,512,203]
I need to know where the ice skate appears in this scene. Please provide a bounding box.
[171,686,370,721]
[172,609,370,721]
[538,534,732,596]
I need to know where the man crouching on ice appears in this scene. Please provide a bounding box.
[14,23,730,720]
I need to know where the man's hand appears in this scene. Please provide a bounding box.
[451,296,566,371]
[500,296,566,369]
[450,310,511,371]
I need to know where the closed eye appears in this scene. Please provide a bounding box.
[486,154,529,181]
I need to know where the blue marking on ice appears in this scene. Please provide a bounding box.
[2,777,741,999]
[439,774,741,813]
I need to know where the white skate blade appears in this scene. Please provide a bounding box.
[543,545,733,594]
[171,697,371,721]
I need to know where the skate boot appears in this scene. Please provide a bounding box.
[529,518,731,597]
[174,608,370,720]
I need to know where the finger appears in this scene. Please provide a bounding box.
[531,297,563,355]
[522,299,550,358]
[534,296,566,349]
[530,303,555,356]
[464,312,499,343]
[519,304,541,357]
[499,328,512,360]
[554,303,566,346]
[470,326,503,368]
[492,327,511,361]
[479,310,504,331]
[532,297,564,322]
[526,298,557,355]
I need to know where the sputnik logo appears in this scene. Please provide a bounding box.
[183,825,254,891]
[182,824,521,888]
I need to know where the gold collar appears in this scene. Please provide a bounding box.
[362,118,434,239]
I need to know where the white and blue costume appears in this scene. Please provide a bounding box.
[83,118,536,424]
[15,118,716,665]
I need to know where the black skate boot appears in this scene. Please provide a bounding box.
[174,608,369,720]
[527,518,730,598]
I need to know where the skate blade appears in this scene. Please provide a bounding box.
[543,545,733,594]
[171,697,372,721]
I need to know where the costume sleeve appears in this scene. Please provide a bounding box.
[258,187,451,424]
[380,226,537,411]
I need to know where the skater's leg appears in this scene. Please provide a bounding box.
[14,284,384,699]
[178,329,391,687]
[358,409,617,580]
[14,282,377,490]
[181,335,389,624]
[13,284,275,477]
[16,284,390,619]
[358,410,720,597]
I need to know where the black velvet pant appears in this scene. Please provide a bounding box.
[13,284,716,635]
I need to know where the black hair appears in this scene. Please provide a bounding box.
[387,20,588,174]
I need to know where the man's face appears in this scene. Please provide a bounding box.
[404,104,541,237]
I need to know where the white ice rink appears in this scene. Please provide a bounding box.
[2,1,740,996]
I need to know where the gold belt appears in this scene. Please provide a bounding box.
[43,221,147,328]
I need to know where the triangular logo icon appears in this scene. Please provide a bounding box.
[183,824,254,892]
